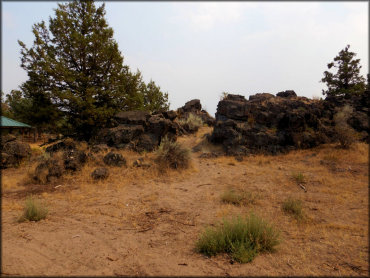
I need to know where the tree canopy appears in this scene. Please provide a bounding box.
[15,0,169,139]
[321,45,366,97]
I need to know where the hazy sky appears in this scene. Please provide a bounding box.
[2,1,369,116]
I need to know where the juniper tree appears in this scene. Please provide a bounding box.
[18,0,169,139]
[142,80,169,112]
[321,45,366,97]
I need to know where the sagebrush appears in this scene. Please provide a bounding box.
[155,137,191,169]
[177,113,203,132]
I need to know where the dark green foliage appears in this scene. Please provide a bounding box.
[1,93,15,119]
[196,214,280,263]
[155,137,191,169]
[321,45,366,97]
[18,196,48,222]
[142,80,169,112]
[5,89,63,132]
[282,197,303,219]
[17,0,169,139]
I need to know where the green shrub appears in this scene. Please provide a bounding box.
[155,137,191,169]
[282,197,303,219]
[18,196,48,222]
[196,214,280,263]
[221,189,257,206]
[178,113,203,132]
[292,172,306,184]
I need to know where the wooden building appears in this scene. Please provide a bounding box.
[1,116,36,142]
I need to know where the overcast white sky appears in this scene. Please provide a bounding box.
[2,1,369,115]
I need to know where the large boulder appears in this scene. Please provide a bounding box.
[63,149,87,171]
[277,90,297,98]
[136,133,160,152]
[215,95,249,121]
[114,111,150,126]
[147,115,169,136]
[33,158,65,184]
[162,110,178,121]
[180,99,202,113]
[146,116,178,142]
[1,140,31,168]
[93,108,183,152]
[103,152,126,167]
[96,124,145,146]
[91,167,109,180]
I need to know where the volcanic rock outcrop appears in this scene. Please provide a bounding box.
[177,99,216,127]
[211,90,369,155]
[92,100,215,151]
[93,110,180,152]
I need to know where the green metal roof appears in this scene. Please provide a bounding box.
[1,116,31,128]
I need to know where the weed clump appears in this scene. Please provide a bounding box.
[18,196,48,222]
[155,137,191,169]
[334,105,356,148]
[292,172,306,184]
[221,189,257,206]
[196,214,280,263]
[282,197,303,219]
[178,113,203,133]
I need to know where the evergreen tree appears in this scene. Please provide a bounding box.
[1,93,15,119]
[142,80,169,112]
[321,45,366,97]
[18,0,169,139]
[4,90,32,123]
[4,89,62,133]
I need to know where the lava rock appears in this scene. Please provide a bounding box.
[103,152,126,167]
[63,149,87,171]
[277,90,297,98]
[91,167,109,180]
[114,110,150,126]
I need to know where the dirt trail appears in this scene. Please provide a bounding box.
[2,128,369,276]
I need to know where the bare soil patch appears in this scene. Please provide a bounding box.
[2,127,368,276]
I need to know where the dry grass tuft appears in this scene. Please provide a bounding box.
[221,188,257,206]
[18,196,48,222]
[196,213,280,263]
[282,197,304,220]
[291,172,306,184]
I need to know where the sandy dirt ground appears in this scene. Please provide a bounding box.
[2,127,369,276]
